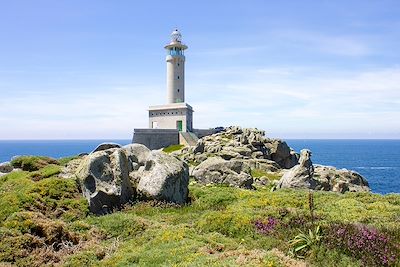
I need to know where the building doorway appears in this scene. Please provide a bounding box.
[176,120,183,131]
[152,121,158,129]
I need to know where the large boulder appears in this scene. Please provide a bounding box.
[192,157,253,188]
[76,148,134,214]
[277,149,316,189]
[135,151,189,204]
[266,140,298,168]
[75,144,189,214]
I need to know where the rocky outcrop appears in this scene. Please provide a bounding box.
[313,165,370,193]
[175,126,371,193]
[192,157,253,188]
[74,144,189,214]
[180,126,299,169]
[277,149,370,193]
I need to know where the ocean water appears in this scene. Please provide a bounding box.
[0,139,399,195]
[287,139,400,195]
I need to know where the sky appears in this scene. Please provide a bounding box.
[0,0,399,139]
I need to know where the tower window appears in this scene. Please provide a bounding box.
[177,63,180,66]
[177,89,180,92]
[177,76,179,79]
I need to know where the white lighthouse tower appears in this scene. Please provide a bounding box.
[148,29,193,132]
[165,29,188,104]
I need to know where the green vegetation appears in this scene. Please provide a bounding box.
[162,144,185,153]
[1,155,399,266]
[11,156,59,171]
[251,169,283,186]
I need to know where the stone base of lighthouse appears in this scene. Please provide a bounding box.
[148,103,193,132]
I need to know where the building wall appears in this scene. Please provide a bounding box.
[149,107,192,132]
[166,55,185,103]
[133,129,179,150]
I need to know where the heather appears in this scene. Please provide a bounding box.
[0,156,399,266]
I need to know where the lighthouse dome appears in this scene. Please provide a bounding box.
[171,29,182,43]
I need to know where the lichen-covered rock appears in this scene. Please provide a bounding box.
[59,158,84,179]
[76,148,134,214]
[91,142,122,153]
[135,151,189,204]
[177,126,298,170]
[192,157,253,188]
[313,165,370,193]
[266,140,298,168]
[75,144,189,214]
[277,149,370,193]
[277,149,315,189]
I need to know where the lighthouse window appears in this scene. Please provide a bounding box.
[177,63,180,66]
[177,89,180,92]
[177,76,179,79]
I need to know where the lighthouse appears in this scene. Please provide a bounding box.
[147,29,193,132]
[133,29,215,149]
[165,29,188,104]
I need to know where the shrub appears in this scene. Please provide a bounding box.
[11,156,59,171]
[289,225,322,258]
[29,164,61,181]
[325,223,399,266]
[0,172,88,222]
[196,210,253,238]
[0,211,80,265]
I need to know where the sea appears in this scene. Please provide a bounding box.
[0,139,399,195]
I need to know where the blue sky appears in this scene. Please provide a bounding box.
[0,0,399,139]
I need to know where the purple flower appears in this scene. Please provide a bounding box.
[254,217,279,234]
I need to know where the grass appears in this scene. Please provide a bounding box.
[0,155,399,266]
[251,169,283,185]
[162,144,185,153]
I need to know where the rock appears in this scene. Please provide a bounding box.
[76,143,189,214]
[193,139,205,154]
[59,158,84,179]
[253,176,270,186]
[76,149,135,214]
[277,149,315,189]
[218,149,241,160]
[0,162,13,173]
[123,143,151,166]
[192,157,253,188]
[91,142,121,153]
[135,151,189,204]
[231,146,253,157]
[277,150,370,193]
[313,165,370,193]
[283,150,300,169]
[266,140,293,168]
